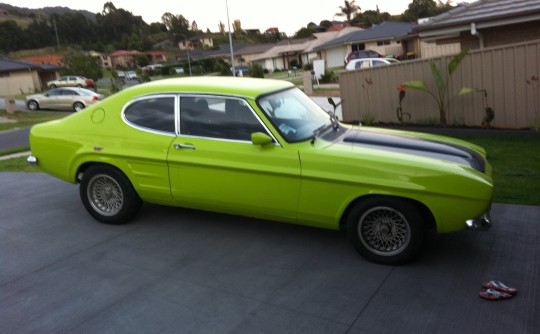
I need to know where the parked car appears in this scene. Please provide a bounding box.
[126,71,138,80]
[344,49,384,64]
[235,66,249,76]
[116,71,126,79]
[345,58,395,70]
[26,87,103,112]
[47,76,95,89]
[28,77,493,264]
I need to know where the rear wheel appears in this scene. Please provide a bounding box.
[73,102,85,112]
[27,100,40,110]
[49,84,57,88]
[76,84,83,88]
[80,165,142,224]
[346,197,425,265]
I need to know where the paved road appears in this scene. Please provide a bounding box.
[1,172,538,333]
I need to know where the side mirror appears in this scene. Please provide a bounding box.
[251,132,273,146]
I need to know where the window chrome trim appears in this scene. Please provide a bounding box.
[177,94,281,147]
[121,94,177,137]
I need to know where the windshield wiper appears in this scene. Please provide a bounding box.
[310,123,332,144]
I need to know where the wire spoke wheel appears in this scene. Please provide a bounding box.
[359,206,411,256]
[347,197,424,264]
[87,174,124,216]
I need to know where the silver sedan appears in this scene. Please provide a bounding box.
[26,87,104,112]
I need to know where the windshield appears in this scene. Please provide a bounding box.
[257,87,332,142]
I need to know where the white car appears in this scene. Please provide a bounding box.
[126,71,138,80]
[345,58,398,71]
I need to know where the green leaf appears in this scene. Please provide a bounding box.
[448,48,469,75]
[458,87,486,95]
[430,61,445,94]
[402,81,429,91]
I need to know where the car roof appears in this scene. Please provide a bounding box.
[349,58,390,63]
[126,77,295,99]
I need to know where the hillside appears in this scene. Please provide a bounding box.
[0,3,95,22]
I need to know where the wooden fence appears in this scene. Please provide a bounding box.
[339,39,540,129]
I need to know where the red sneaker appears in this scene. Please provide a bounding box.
[482,281,517,295]
[479,288,514,300]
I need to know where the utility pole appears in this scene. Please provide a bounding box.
[226,0,235,76]
[53,18,60,48]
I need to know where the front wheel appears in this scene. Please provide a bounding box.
[27,100,40,110]
[346,197,425,265]
[80,165,142,224]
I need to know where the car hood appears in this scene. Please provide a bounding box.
[335,127,486,172]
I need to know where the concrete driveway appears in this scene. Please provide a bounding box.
[1,172,538,333]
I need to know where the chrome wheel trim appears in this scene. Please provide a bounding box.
[28,101,38,110]
[358,206,411,256]
[87,174,123,216]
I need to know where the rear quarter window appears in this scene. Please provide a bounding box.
[124,97,175,133]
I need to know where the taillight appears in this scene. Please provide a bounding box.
[92,96,99,101]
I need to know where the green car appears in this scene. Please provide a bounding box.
[28,77,493,264]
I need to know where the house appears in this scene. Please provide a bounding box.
[314,22,416,67]
[19,54,62,65]
[88,51,112,68]
[414,0,540,50]
[0,58,61,95]
[148,51,168,63]
[299,27,362,67]
[109,50,143,69]
[251,38,312,72]
[178,35,214,50]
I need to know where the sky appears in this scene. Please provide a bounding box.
[4,0,424,36]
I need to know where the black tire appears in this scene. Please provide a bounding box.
[27,100,40,111]
[346,196,425,265]
[80,165,142,224]
[73,102,85,112]
[49,84,57,88]
[76,84,83,88]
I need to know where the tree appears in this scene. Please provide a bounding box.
[0,20,28,52]
[233,19,242,34]
[218,21,225,34]
[336,0,360,24]
[402,0,453,22]
[61,53,103,81]
[191,20,198,32]
[161,12,190,36]
[294,27,315,38]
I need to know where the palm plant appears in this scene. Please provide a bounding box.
[336,0,360,24]
[403,48,477,126]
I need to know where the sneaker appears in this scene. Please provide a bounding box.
[482,280,517,295]
[479,288,513,300]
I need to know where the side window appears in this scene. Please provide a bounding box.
[180,96,267,141]
[124,97,175,133]
[62,89,78,96]
[360,60,371,69]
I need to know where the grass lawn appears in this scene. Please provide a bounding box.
[458,136,540,206]
[0,110,67,132]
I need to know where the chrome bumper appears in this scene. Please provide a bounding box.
[27,155,38,165]
[466,212,492,231]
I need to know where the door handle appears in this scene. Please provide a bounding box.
[174,144,196,150]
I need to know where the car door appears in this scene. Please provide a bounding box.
[168,95,301,222]
[40,89,62,108]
